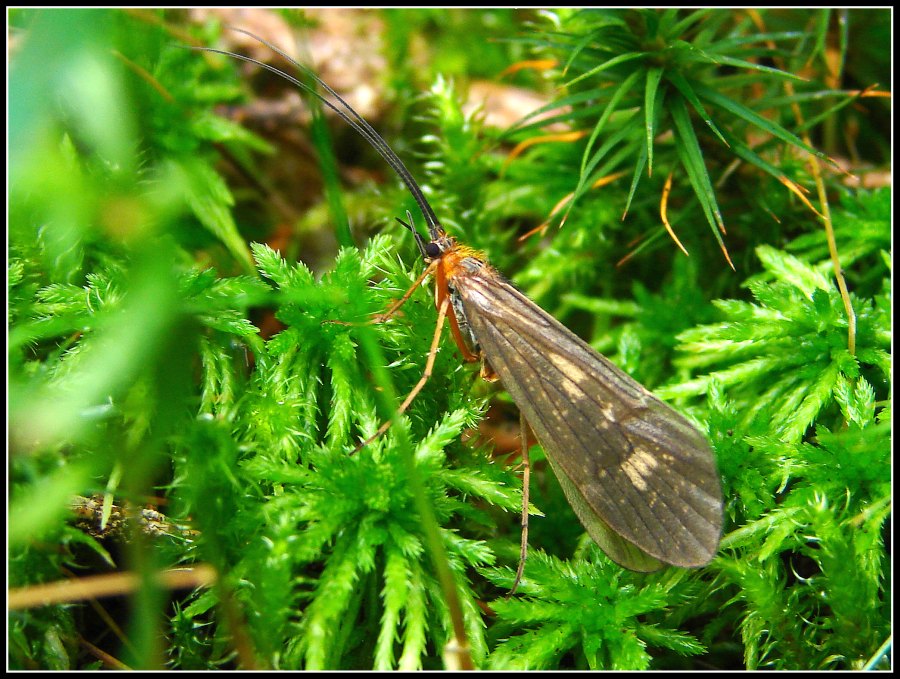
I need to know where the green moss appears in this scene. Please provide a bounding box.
[8,8,890,671]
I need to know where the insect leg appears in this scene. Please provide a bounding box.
[324,259,437,329]
[352,292,451,453]
[509,412,531,595]
[373,259,438,324]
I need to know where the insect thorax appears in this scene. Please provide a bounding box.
[443,253,487,359]
[448,285,479,356]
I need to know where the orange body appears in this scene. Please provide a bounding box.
[433,243,487,364]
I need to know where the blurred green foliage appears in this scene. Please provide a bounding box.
[8,7,891,671]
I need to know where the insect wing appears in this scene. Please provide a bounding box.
[550,455,664,571]
[451,261,722,569]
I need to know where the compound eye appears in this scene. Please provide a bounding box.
[424,242,442,258]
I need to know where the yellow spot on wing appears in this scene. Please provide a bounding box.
[620,448,660,492]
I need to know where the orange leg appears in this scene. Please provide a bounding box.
[352,293,451,453]
[373,260,439,323]
[327,260,438,328]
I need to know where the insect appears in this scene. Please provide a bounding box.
[195,27,723,576]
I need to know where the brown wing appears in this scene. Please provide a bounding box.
[452,264,722,569]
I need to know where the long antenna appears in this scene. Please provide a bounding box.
[189,26,443,241]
